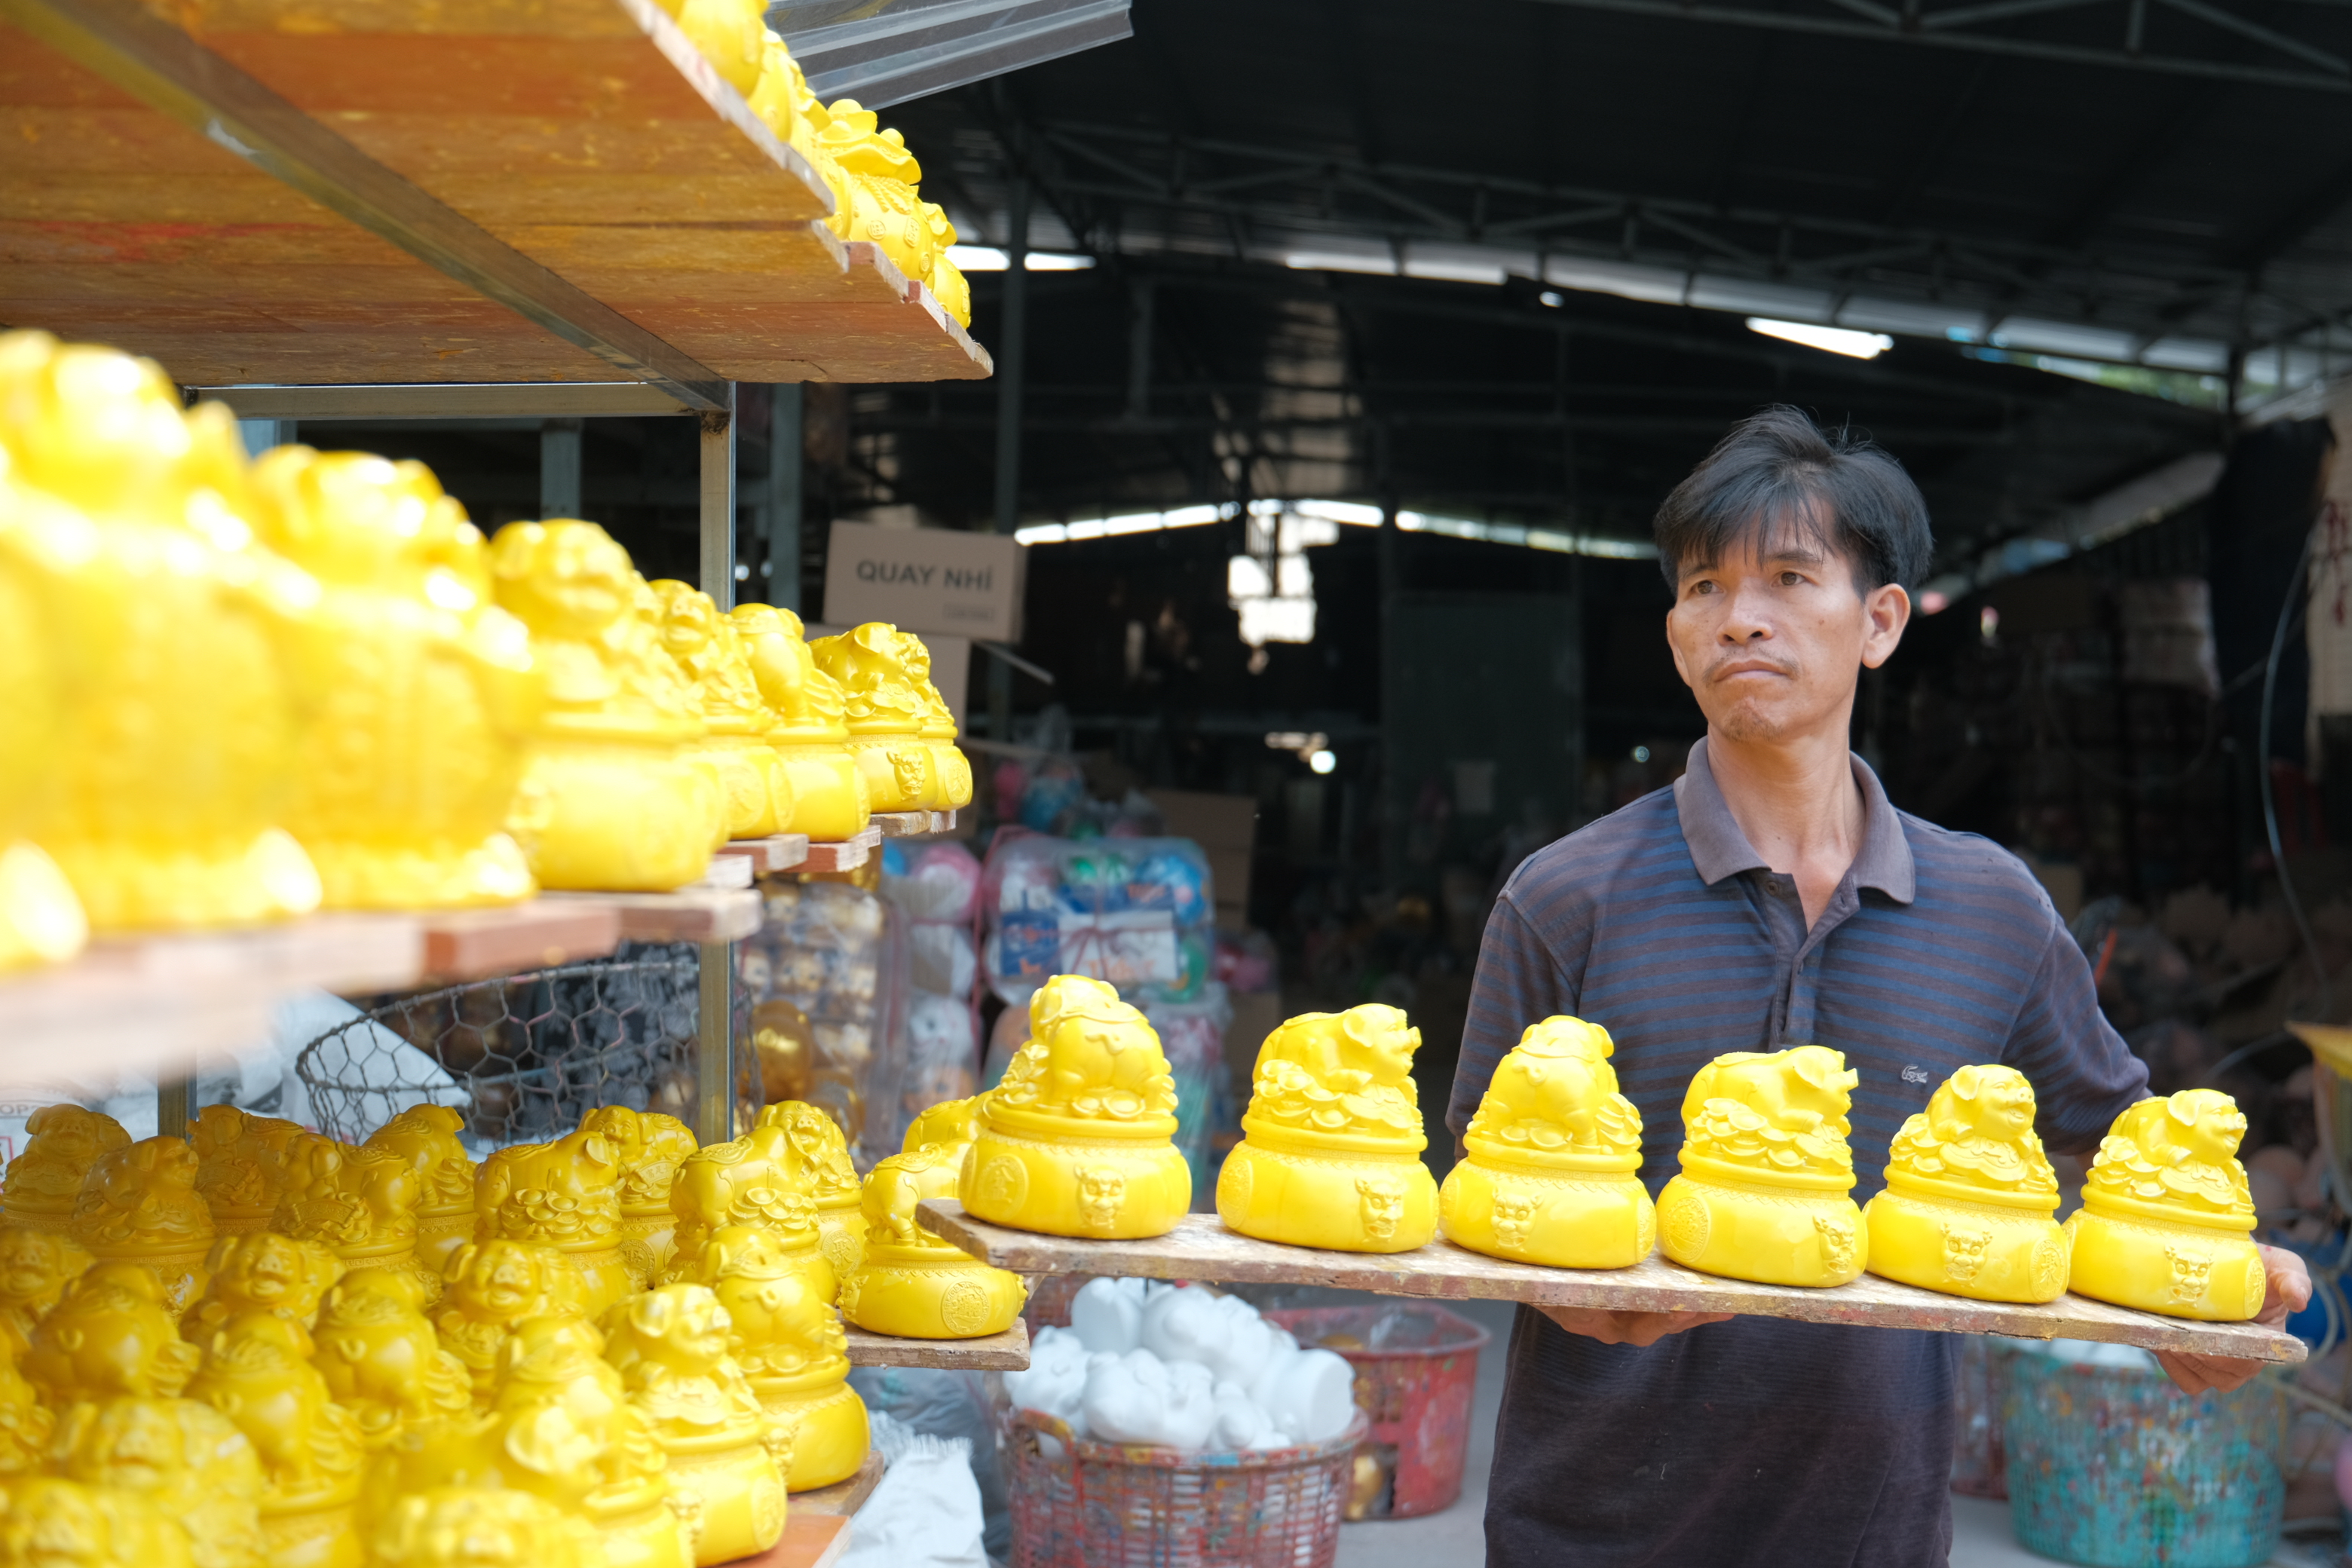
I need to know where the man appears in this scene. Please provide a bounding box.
[1448,406,2311,1566]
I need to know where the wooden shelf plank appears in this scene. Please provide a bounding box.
[791,1450,883,1515]
[544,884,763,944]
[717,1512,850,1568]
[917,1202,2308,1367]
[716,835,811,875]
[871,812,930,838]
[417,899,624,982]
[844,1317,1030,1370]
[799,826,880,874]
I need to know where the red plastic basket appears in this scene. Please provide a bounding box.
[1002,1408,1368,1568]
[1266,1304,1491,1520]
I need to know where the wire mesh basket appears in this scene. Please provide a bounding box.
[297,948,746,1151]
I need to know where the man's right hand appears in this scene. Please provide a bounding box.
[1539,1306,1735,1346]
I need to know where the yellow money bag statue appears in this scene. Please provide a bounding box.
[371,1490,590,1568]
[653,582,792,841]
[52,1394,265,1568]
[598,1109,698,1288]
[816,103,934,284]
[808,623,936,813]
[475,1121,632,1319]
[672,0,764,93]
[182,1232,343,1348]
[677,1225,865,1491]
[307,1272,470,1447]
[70,1136,216,1318]
[2067,1089,2266,1320]
[918,206,971,329]
[732,604,871,841]
[0,450,90,972]
[895,630,972,810]
[0,1478,197,1568]
[0,1223,91,1353]
[249,449,542,911]
[0,332,323,933]
[189,1107,305,1238]
[1218,1005,1437,1254]
[430,1239,567,1407]
[746,32,804,149]
[752,1101,865,1276]
[186,1312,367,1568]
[2,1104,129,1233]
[602,1285,790,1566]
[24,1263,203,1404]
[1438,1016,1652,1269]
[363,1107,478,1279]
[488,521,723,891]
[1862,1064,2069,1303]
[841,1098,1025,1339]
[663,1130,835,1307]
[963,975,1193,1239]
[0,1332,54,1474]
[272,1134,435,1304]
[1658,1046,1866,1288]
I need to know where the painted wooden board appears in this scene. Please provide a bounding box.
[790,1450,884,1516]
[716,835,811,875]
[715,1512,850,1568]
[843,1317,1031,1370]
[799,826,880,874]
[871,812,932,838]
[544,884,763,944]
[917,1202,2309,1366]
[418,899,623,981]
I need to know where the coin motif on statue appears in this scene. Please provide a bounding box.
[939,1279,990,1336]
[978,1156,1027,1214]
[1217,1153,1251,1215]
[1663,1192,1710,1259]
[2031,1236,2069,1299]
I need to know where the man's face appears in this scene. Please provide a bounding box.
[1665,522,1909,745]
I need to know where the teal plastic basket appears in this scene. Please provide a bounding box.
[2000,1342,2287,1568]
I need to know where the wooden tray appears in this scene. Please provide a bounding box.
[718,1513,849,1568]
[790,1450,883,1516]
[843,1317,1030,1370]
[917,1202,2308,1366]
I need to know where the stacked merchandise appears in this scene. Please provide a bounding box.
[879,839,985,1153]
[740,880,906,1169]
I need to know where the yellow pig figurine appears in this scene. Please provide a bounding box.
[1657,1046,1867,1288]
[731,604,871,843]
[1863,1064,2069,1303]
[2066,1089,2265,1321]
[840,1098,1024,1340]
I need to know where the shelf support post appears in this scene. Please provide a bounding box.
[988,175,1029,741]
[697,383,739,1148]
[767,384,804,612]
[155,1077,191,1141]
[540,419,583,518]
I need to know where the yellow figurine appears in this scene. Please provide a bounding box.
[52,1395,266,1568]
[189,1107,305,1238]
[475,1120,632,1319]
[272,1134,435,1305]
[0,332,323,934]
[248,447,542,911]
[363,1107,478,1279]
[1657,1046,1867,1288]
[896,630,972,810]
[808,623,937,813]
[1217,1005,1437,1254]
[672,0,765,94]
[185,1312,366,1568]
[306,1272,470,1447]
[2,1104,129,1232]
[599,1109,699,1288]
[653,581,793,841]
[431,1239,568,1407]
[182,1232,343,1348]
[666,1121,836,1306]
[2066,1089,2266,1321]
[601,1285,790,1566]
[816,103,935,285]
[0,1223,92,1353]
[841,1098,1026,1340]
[24,1263,203,1404]
[751,1101,865,1277]
[0,1477,196,1568]
[1438,1015,1653,1269]
[1862,1064,2069,1303]
[963,975,1193,1239]
[730,604,871,842]
[70,1136,215,1318]
[0,456,90,972]
[920,206,972,329]
[488,521,724,892]
[0,1332,54,1474]
[675,1225,865,1491]
[367,1489,586,1568]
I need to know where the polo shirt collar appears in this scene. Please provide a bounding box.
[1672,736,1917,905]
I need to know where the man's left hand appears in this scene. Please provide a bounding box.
[2153,1244,2310,1396]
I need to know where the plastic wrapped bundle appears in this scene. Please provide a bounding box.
[982,835,1214,1007]
[739,880,904,1166]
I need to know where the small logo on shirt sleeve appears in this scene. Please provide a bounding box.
[1901,1064,1930,1085]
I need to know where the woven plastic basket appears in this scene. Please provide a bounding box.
[1003,1408,1367,1568]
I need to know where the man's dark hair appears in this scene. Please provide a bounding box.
[1652,406,1932,593]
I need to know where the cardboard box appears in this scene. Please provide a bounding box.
[821,522,1025,642]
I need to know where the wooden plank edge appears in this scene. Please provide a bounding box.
[717,834,810,874]
[789,1450,883,1515]
[716,1511,850,1568]
[871,811,929,838]
[419,898,624,982]
[542,885,764,944]
[915,1202,2308,1366]
[605,0,833,222]
[843,1317,1030,1370]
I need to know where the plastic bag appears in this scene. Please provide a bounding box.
[848,1368,1008,1559]
[740,881,905,1168]
[838,1412,988,1568]
[982,835,1214,1006]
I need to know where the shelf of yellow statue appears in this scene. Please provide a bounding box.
[430,1239,568,1408]
[816,103,939,299]
[375,1313,691,1568]
[363,1107,478,1279]
[187,1312,367,1568]
[1863,1065,2070,1304]
[603,1285,791,1565]
[2,1105,128,1233]
[476,1122,632,1319]
[2066,1089,2266,1321]
[70,1136,216,1318]
[26,1262,202,1404]
[488,522,724,892]
[273,1134,437,1305]
[0,1225,91,1355]
[0,332,324,934]
[655,581,795,841]
[189,1107,305,1238]
[678,1225,868,1491]
[841,1098,1027,1340]
[667,1116,838,1306]
[2,1478,198,1568]
[1658,1046,1867,1288]
[1439,1016,1654,1269]
[308,1272,470,1449]
[732,604,871,843]
[0,1324,53,1476]
[250,447,543,912]
[753,1101,866,1278]
[53,1392,267,1568]
[369,1489,590,1568]
[0,448,88,972]
[809,623,940,813]
[963,975,1193,1239]
[899,632,974,810]
[182,1232,343,1348]
[1219,1005,1438,1254]
[599,1109,700,1289]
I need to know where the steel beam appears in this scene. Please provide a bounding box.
[766,384,805,611]
[11,0,733,411]
[695,381,739,1150]
[191,384,701,420]
[540,421,583,518]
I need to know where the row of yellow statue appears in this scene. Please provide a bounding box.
[0,329,973,966]
[655,0,972,326]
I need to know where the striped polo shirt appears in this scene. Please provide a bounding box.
[1450,737,2146,1567]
